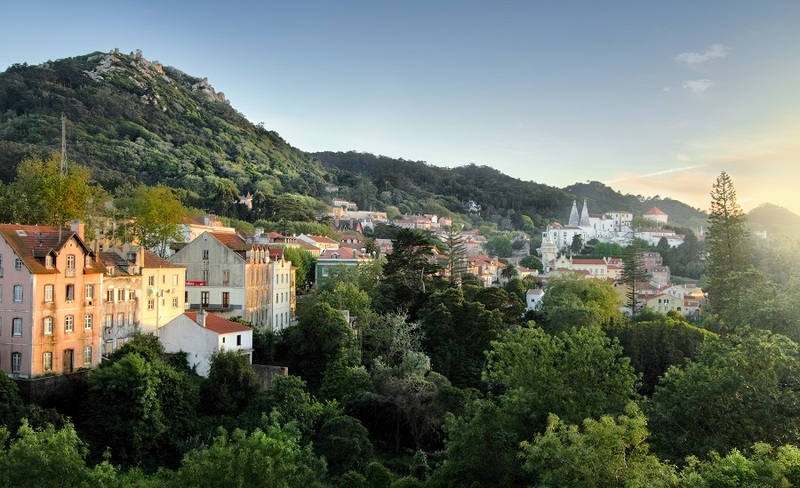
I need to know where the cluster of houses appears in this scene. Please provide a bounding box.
[528,200,706,317]
[0,216,302,381]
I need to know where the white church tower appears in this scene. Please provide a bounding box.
[579,199,590,227]
[568,200,580,226]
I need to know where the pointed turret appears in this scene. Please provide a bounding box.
[568,200,579,226]
[580,199,590,226]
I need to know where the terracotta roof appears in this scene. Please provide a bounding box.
[306,234,338,245]
[0,224,101,275]
[644,207,667,216]
[296,240,320,251]
[211,232,252,251]
[269,247,284,259]
[572,259,607,265]
[184,312,252,334]
[143,249,185,268]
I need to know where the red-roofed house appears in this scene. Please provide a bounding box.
[0,223,103,378]
[159,310,253,376]
[297,234,339,252]
[643,207,669,225]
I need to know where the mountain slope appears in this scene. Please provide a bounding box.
[0,50,328,209]
[748,203,800,238]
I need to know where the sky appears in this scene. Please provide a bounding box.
[2,1,799,214]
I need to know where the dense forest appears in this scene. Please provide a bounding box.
[3,172,800,487]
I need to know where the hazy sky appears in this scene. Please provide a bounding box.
[2,1,799,214]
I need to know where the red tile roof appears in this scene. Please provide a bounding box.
[644,207,667,216]
[184,311,252,334]
[211,232,252,251]
[0,224,101,275]
[572,259,607,265]
[143,249,185,268]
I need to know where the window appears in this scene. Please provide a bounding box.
[117,313,125,326]
[66,255,76,276]
[202,270,209,282]
[13,284,23,303]
[172,297,179,308]
[201,291,209,307]
[117,289,125,302]
[65,315,74,333]
[12,318,22,337]
[85,284,94,300]
[84,314,93,330]
[222,292,230,308]
[0,284,2,302]
[162,274,166,284]
[105,314,112,328]
[14,256,23,271]
[148,275,155,286]
[83,346,92,365]
[11,352,21,373]
[147,299,155,310]
[65,284,75,302]
[45,255,54,268]
[173,274,179,285]
[106,289,114,302]
[43,317,53,335]
[202,249,209,260]
[43,352,53,371]
[85,256,92,268]
[223,270,230,285]
[40,285,56,306]
[236,334,242,346]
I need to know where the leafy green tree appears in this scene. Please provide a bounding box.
[590,241,625,258]
[619,239,650,314]
[539,275,624,333]
[6,153,107,229]
[282,303,353,388]
[484,235,513,258]
[172,416,327,488]
[283,246,315,288]
[0,421,91,488]
[706,171,752,315]
[570,234,583,255]
[114,183,187,257]
[0,374,24,430]
[317,281,373,322]
[485,326,638,427]
[647,331,800,461]
[315,415,374,477]
[679,443,800,487]
[419,287,504,389]
[85,353,166,466]
[609,314,714,396]
[200,350,260,416]
[381,229,442,315]
[519,254,544,272]
[521,404,677,488]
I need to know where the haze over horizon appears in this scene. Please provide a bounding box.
[2,1,798,215]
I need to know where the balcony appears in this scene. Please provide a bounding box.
[65,269,76,278]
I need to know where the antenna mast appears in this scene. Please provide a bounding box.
[61,113,67,175]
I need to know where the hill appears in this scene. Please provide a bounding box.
[747,203,800,238]
[0,49,329,212]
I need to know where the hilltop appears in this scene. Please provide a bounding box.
[0,49,328,211]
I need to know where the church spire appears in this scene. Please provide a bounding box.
[568,200,579,226]
[580,199,590,226]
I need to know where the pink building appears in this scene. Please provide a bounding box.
[0,224,103,378]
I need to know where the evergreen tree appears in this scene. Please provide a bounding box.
[706,171,751,315]
[618,239,649,314]
[442,228,467,284]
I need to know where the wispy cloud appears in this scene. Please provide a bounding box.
[605,164,708,184]
[682,79,715,93]
[675,43,731,66]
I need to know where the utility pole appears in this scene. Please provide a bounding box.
[60,113,67,176]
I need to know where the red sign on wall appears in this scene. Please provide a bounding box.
[186,280,208,286]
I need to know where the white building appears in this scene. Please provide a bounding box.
[526,288,545,311]
[159,310,253,377]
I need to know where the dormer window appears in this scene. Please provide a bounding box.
[85,256,92,268]
[45,255,54,268]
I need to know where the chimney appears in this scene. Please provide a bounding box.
[195,309,207,327]
[70,220,85,240]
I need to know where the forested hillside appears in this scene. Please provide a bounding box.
[0,50,329,212]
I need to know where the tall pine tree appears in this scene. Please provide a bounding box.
[619,239,649,314]
[706,171,751,315]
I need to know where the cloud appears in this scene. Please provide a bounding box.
[675,43,731,66]
[682,79,715,93]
